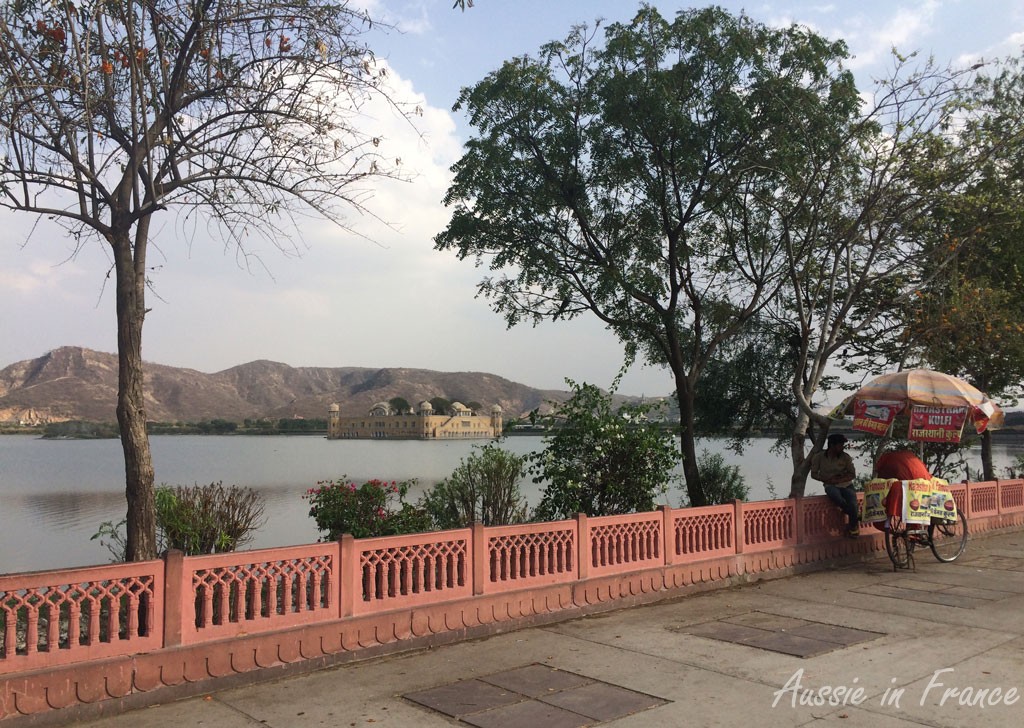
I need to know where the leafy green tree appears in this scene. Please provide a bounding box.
[688,451,748,506]
[429,397,452,414]
[903,56,1024,479]
[436,6,861,505]
[421,442,528,529]
[0,1,406,559]
[530,380,680,520]
[388,397,412,414]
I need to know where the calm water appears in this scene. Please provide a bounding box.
[2,434,1021,574]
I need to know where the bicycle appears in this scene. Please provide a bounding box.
[884,511,969,570]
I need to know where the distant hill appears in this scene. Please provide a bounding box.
[0,347,586,426]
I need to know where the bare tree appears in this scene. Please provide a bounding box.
[774,55,982,496]
[0,0,408,559]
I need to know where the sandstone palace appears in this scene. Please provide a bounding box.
[327,400,503,440]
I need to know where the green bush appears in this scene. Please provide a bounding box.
[684,450,748,506]
[421,442,528,529]
[92,481,266,559]
[306,478,432,540]
[531,380,680,520]
[155,482,266,554]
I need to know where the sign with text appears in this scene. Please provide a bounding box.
[908,405,968,443]
[903,478,934,525]
[862,478,893,524]
[851,400,903,436]
[928,479,958,521]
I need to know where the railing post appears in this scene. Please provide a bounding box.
[472,522,486,595]
[332,538,344,618]
[733,500,745,554]
[997,480,1003,515]
[962,480,972,519]
[576,513,589,580]
[162,549,185,648]
[340,534,356,618]
[793,496,804,545]
[659,505,675,565]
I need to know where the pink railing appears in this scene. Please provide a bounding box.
[0,560,163,675]
[673,505,734,558]
[482,520,576,593]
[348,529,472,615]
[2,479,1023,680]
[585,511,664,577]
[175,543,338,645]
[742,500,796,552]
[970,481,1000,517]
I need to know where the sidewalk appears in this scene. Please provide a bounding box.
[75,530,1024,727]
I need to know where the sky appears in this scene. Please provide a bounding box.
[2,0,1023,399]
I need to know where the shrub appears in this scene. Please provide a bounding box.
[421,442,529,529]
[683,451,748,506]
[306,478,432,540]
[531,380,680,520]
[155,482,266,554]
[92,481,266,559]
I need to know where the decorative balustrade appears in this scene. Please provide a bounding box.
[969,481,1000,517]
[0,561,162,675]
[175,544,338,645]
[672,505,734,558]
[348,529,472,615]
[585,511,664,577]
[483,520,576,593]
[2,479,1022,684]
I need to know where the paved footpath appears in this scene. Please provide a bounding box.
[74,530,1024,728]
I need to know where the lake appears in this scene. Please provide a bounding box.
[2,434,1021,574]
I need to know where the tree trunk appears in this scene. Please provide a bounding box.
[112,231,157,561]
[788,410,811,498]
[675,377,706,506]
[980,429,995,481]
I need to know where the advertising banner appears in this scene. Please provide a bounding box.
[908,405,968,443]
[851,400,903,436]
[927,479,958,521]
[862,478,892,524]
[903,478,934,525]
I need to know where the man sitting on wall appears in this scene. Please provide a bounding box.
[811,433,859,538]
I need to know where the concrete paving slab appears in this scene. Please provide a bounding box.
[721,611,809,631]
[737,630,838,657]
[853,583,989,608]
[786,623,882,646]
[460,699,592,728]
[478,663,593,698]
[404,679,526,717]
[539,682,668,721]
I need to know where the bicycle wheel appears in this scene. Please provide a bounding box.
[929,511,968,562]
[885,515,914,570]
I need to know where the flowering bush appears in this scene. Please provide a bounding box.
[305,478,432,540]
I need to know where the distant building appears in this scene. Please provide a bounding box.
[327,401,503,440]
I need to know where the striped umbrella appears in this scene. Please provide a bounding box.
[833,369,1004,439]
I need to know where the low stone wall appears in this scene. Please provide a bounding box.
[2,481,1022,726]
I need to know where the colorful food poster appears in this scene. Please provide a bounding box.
[862,478,892,523]
[903,478,933,525]
[908,405,968,443]
[852,400,903,436]
[928,479,958,521]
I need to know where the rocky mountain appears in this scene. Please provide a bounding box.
[0,347,578,425]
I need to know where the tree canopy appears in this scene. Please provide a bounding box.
[436,4,862,505]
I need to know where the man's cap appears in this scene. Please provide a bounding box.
[827,433,848,446]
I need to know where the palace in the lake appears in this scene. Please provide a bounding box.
[327,400,503,440]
